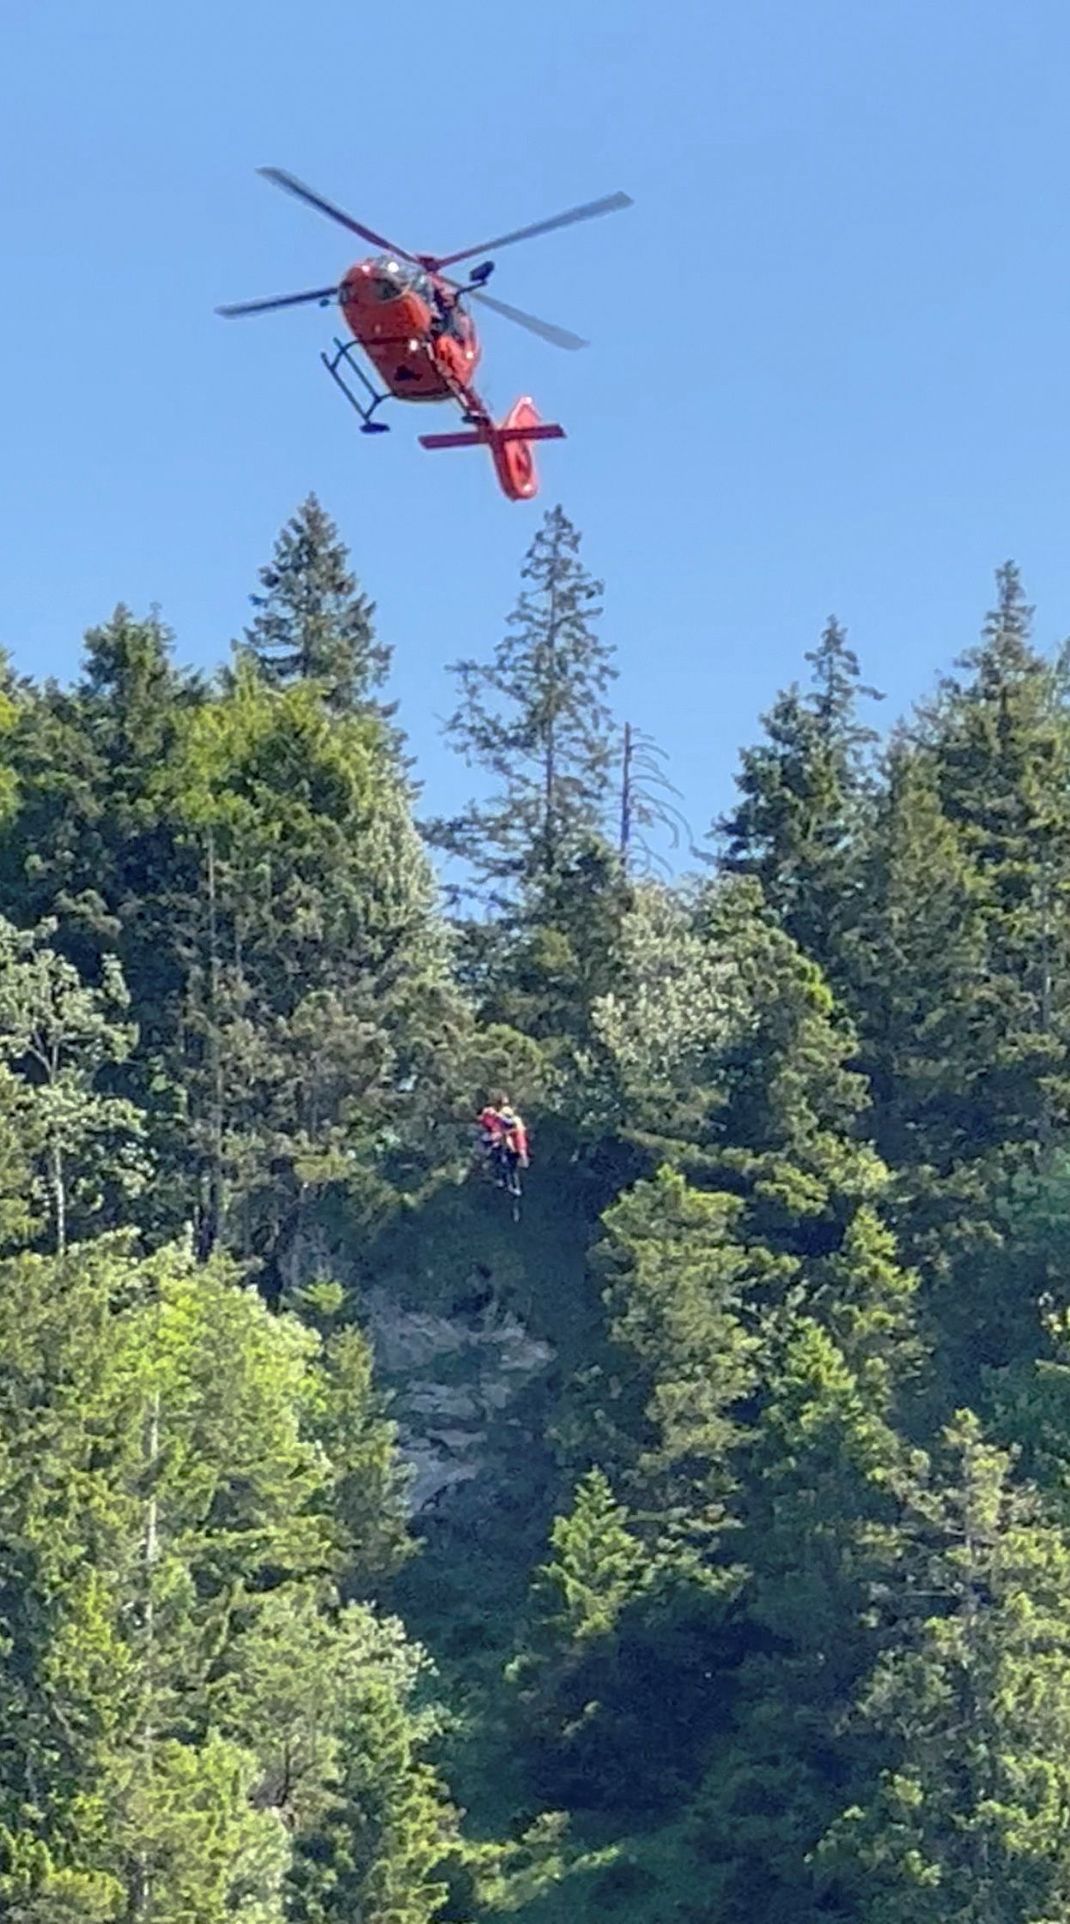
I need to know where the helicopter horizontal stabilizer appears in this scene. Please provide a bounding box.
[419,397,562,501]
[418,423,565,450]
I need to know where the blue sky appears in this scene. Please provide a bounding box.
[4,0,1070,856]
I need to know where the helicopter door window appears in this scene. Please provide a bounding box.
[429,285,463,338]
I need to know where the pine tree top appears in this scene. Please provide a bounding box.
[243,493,391,715]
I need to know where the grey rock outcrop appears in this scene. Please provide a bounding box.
[361,1289,554,1513]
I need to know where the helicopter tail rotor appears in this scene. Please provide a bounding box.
[419,397,563,501]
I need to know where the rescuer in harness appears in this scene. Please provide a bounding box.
[477,1095,530,1204]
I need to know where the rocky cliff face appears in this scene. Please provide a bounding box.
[362,1287,555,1512]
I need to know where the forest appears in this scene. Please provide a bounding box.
[4,494,1070,1924]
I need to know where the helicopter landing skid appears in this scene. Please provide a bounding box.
[320,338,390,433]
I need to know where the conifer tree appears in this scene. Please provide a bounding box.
[590,878,920,1386]
[818,1411,1070,1924]
[694,1318,919,1924]
[427,505,617,904]
[593,1166,761,1571]
[0,611,199,979]
[857,567,1070,1388]
[924,561,1070,1153]
[482,837,633,1088]
[242,494,391,714]
[0,613,202,1252]
[159,664,468,1272]
[0,1238,450,1924]
[843,741,986,1176]
[717,616,881,977]
[534,1469,649,1647]
[48,605,196,910]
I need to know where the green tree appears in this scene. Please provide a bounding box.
[158,664,468,1273]
[693,1317,920,1924]
[586,878,748,1137]
[531,1468,649,1649]
[480,838,633,1094]
[866,565,1070,1388]
[427,505,617,904]
[717,616,881,978]
[842,741,986,1180]
[587,878,920,1393]
[927,562,1070,1154]
[241,494,391,715]
[592,1167,761,1573]
[0,916,149,1252]
[1,609,200,974]
[0,613,202,1249]
[0,1236,450,1924]
[819,1411,1070,1924]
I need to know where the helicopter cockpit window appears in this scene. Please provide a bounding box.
[371,258,413,301]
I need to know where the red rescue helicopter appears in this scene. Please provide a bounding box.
[217,169,632,501]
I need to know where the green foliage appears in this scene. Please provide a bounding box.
[10,533,1070,1924]
[0,1236,453,1924]
[818,1411,1070,1923]
[531,1469,649,1648]
[594,1167,760,1561]
[482,841,633,1094]
[717,615,881,978]
[241,493,392,716]
[427,505,617,904]
[586,879,747,1131]
[156,659,469,1267]
[0,915,149,1251]
[842,740,987,1181]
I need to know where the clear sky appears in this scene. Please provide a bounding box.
[4,0,1070,856]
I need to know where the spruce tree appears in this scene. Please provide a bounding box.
[865,566,1070,1389]
[534,1469,649,1647]
[818,1411,1070,1924]
[427,504,617,904]
[695,1318,919,1924]
[482,836,633,1087]
[0,613,203,1251]
[926,561,1070,1153]
[242,494,391,714]
[717,616,881,978]
[589,877,920,1389]
[0,610,199,981]
[593,1166,761,1570]
[843,741,986,1176]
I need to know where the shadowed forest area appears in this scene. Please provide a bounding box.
[5,497,1070,1922]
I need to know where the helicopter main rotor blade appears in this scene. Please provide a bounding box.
[215,284,339,318]
[462,286,589,351]
[257,167,418,261]
[432,190,633,271]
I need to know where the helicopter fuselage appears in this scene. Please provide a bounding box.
[339,255,482,401]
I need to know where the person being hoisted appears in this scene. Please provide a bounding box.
[496,1097,529,1197]
[476,1094,529,1197]
[478,1097,505,1161]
